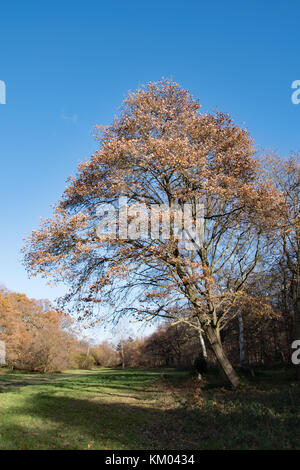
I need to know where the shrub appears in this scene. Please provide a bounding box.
[70,352,96,370]
[193,353,208,375]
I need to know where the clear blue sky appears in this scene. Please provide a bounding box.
[0,0,299,304]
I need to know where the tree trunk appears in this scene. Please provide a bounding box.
[204,325,240,389]
[238,312,246,368]
[294,277,300,380]
[199,329,208,360]
[120,341,125,369]
[197,317,208,360]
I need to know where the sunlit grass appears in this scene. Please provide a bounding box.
[0,367,299,449]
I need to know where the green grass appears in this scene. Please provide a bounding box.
[0,366,299,449]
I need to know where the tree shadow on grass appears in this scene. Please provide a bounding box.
[2,386,300,450]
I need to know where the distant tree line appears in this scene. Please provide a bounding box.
[0,277,298,375]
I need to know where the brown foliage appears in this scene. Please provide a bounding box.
[0,290,78,372]
[90,341,118,367]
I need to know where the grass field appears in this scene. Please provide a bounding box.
[0,367,299,450]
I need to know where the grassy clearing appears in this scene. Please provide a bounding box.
[0,367,299,450]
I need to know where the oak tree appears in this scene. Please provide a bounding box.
[23,80,282,387]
